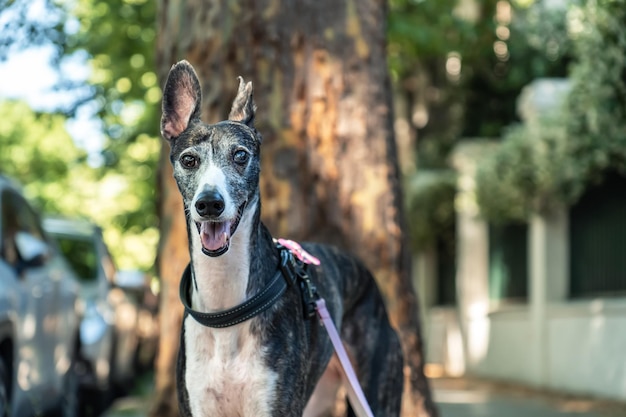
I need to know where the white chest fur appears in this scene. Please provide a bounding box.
[184,315,278,417]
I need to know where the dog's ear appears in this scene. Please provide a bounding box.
[161,60,202,141]
[228,77,256,127]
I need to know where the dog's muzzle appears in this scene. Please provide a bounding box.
[196,201,246,257]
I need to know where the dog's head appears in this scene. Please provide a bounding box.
[161,61,261,257]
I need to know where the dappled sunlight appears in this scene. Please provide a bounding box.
[446,320,466,377]
[435,389,490,405]
[54,344,71,376]
[103,227,159,271]
[16,346,38,391]
[21,311,36,340]
[466,316,491,365]
[115,298,139,332]
[445,52,462,83]
[556,400,594,413]
[96,357,111,384]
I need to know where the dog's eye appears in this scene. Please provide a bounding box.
[233,149,249,165]
[180,154,198,168]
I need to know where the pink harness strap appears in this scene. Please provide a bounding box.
[276,238,321,265]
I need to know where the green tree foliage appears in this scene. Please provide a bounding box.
[388,0,487,168]
[0,0,161,270]
[0,0,68,61]
[462,1,570,138]
[475,121,569,222]
[66,0,160,144]
[0,100,160,269]
[65,0,161,241]
[405,171,456,251]
[565,0,626,192]
[388,0,569,169]
[475,0,626,223]
[390,0,571,248]
[0,100,90,211]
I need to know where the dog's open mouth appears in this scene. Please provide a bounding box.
[197,202,246,257]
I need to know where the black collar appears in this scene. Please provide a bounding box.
[180,246,302,328]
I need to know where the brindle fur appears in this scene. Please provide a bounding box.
[161,60,403,417]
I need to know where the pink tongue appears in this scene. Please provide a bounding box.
[200,221,231,251]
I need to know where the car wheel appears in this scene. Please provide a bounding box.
[59,356,79,417]
[50,334,82,417]
[0,358,10,417]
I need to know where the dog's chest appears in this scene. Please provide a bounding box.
[184,316,277,417]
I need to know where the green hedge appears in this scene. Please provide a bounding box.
[475,0,626,223]
[565,0,626,186]
[405,170,456,251]
[475,121,569,223]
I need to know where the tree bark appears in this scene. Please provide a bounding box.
[151,147,189,417]
[153,1,438,416]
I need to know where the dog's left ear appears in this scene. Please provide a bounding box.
[228,77,256,128]
[161,60,202,141]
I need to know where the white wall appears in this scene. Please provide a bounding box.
[420,140,626,400]
[425,300,626,400]
[547,301,626,399]
[471,308,534,384]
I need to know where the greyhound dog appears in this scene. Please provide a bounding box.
[161,60,403,417]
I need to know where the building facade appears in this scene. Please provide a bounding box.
[418,79,626,401]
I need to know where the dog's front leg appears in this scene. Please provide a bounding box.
[303,354,345,417]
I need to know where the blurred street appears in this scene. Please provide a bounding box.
[102,375,626,417]
[432,378,626,417]
[100,372,153,417]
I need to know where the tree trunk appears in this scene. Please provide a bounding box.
[153,1,438,416]
[151,146,189,416]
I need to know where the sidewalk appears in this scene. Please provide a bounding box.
[432,377,626,417]
[101,373,153,417]
[102,374,626,417]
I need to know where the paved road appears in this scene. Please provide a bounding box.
[103,376,625,417]
[436,386,606,417]
[102,396,150,417]
[433,378,623,417]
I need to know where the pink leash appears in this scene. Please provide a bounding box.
[277,239,375,417]
[316,298,375,417]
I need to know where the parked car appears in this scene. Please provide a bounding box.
[0,176,82,417]
[42,218,140,399]
[115,269,159,371]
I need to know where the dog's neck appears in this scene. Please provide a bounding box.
[187,200,279,313]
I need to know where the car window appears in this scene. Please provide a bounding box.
[101,243,117,283]
[0,189,49,269]
[53,235,99,283]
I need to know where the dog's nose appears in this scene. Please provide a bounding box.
[195,189,225,217]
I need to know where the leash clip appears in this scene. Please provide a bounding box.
[298,268,319,320]
[276,241,320,320]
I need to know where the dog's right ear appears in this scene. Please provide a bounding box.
[161,60,202,141]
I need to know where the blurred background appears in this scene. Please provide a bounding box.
[0,0,624,416]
